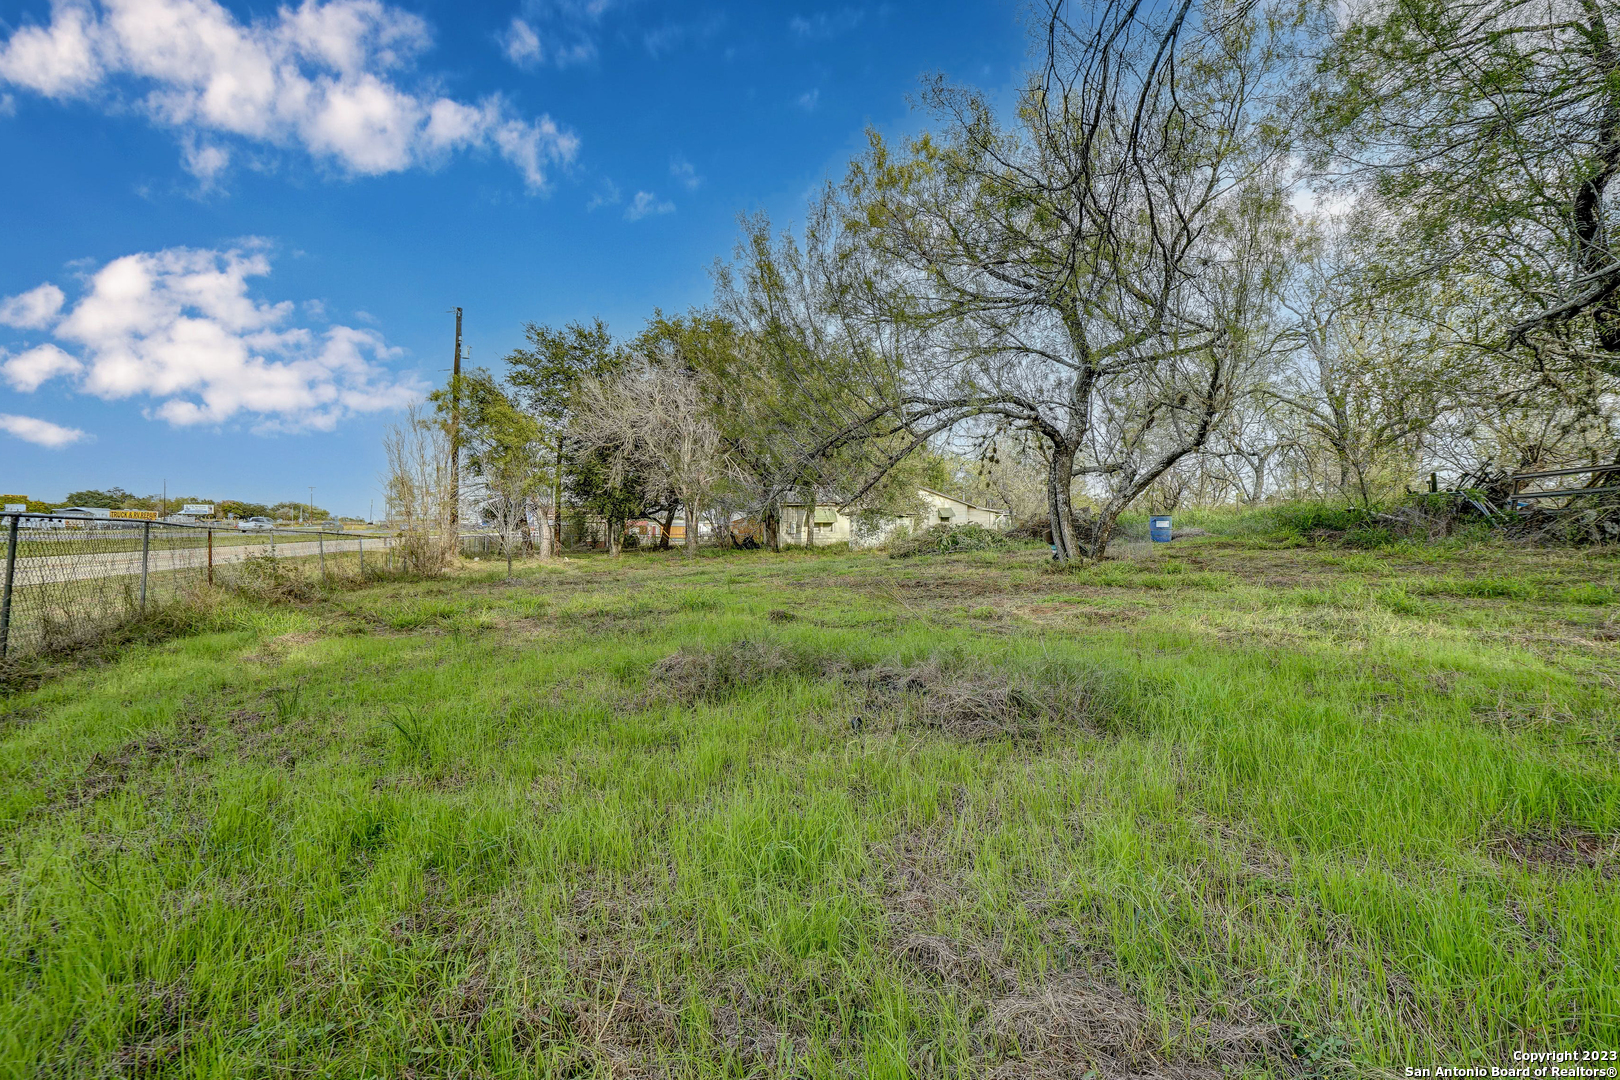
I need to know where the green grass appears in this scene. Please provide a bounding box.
[1,538,1617,1077]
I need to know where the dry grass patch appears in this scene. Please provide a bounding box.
[860,660,1135,742]
[1488,828,1618,877]
[647,639,830,702]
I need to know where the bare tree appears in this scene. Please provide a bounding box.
[383,406,456,575]
[1205,388,1294,503]
[573,365,734,559]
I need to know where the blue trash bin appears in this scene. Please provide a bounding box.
[1150,516,1172,543]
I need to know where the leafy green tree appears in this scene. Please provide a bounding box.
[63,488,131,509]
[712,217,933,550]
[434,368,552,573]
[269,501,330,523]
[504,319,628,552]
[564,444,651,555]
[217,500,273,520]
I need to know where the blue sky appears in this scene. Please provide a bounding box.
[0,0,1027,515]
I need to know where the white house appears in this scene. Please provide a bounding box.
[779,487,1011,548]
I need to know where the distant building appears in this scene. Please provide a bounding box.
[779,487,1010,548]
[30,507,111,528]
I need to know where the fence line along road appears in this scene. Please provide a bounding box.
[0,512,397,663]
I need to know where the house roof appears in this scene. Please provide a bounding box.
[780,488,1011,517]
[915,487,1010,515]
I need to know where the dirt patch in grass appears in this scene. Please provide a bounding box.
[647,640,1139,742]
[61,716,212,810]
[766,609,798,622]
[984,978,1280,1080]
[242,629,325,664]
[869,822,1296,1078]
[0,704,42,736]
[860,660,1134,742]
[1490,828,1618,877]
[502,871,836,1074]
[227,705,321,770]
[108,980,196,1078]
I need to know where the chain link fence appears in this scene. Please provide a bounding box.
[0,513,398,662]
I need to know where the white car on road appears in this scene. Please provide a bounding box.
[238,516,275,532]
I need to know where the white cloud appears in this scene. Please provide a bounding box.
[624,190,672,221]
[548,40,597,66]
[0,283,67,329]
[502,17,541,67]
[1,343,83,391]
[670,155,701,191]
[642,24,684,58]
[789,9,864,41]
[0,92,15,115]
[585,177,620,210]
[796,88,819,112]
[0,242,425,431]
[0,413,88,448]
[0,0,576,190]
[181,135,230,186]
[501,1,605,70]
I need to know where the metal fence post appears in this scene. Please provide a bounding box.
[0,513,19,660]
[207,528,214,586]
[357,535,364,575]
[139,520,151,613]
[318,531,326,578]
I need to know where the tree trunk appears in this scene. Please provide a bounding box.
[553,438,564,556]
[804,505,816,549]
[764,505,780,552]
[607,518,621,556]
[1046,443,1081,562]
[658,506,677,550]
[683,502,698,559]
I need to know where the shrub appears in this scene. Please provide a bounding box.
[889,524,1025,559]
[1269,503,1380,536]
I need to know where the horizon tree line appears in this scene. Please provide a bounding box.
[385,0,1619,565]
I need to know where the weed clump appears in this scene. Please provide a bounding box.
[648,639,830,702]
[223,555,320,602]
[648,642,1136,739]
[864,660,1132,740]
[889,524,1027,559]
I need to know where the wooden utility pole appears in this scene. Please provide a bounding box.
[449,306,462,534]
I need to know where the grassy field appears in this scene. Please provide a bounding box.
[0,526,1616,1077]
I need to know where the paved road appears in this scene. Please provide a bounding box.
[12,536,376,587]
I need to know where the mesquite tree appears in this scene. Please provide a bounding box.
[835,0,1295,559]
[712,214,931,550]
[1308,0,1620,369]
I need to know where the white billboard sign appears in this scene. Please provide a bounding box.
[181,503,215,515]
[3,504,25,513]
